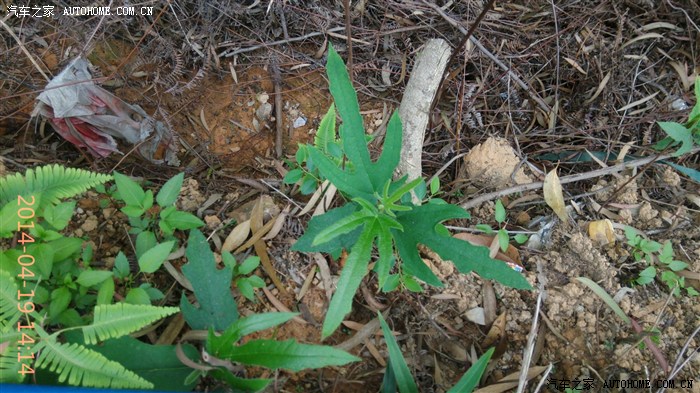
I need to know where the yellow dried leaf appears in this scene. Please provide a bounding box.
[588,219,615,246]
[543,169,567,221]
[222,219,250,252]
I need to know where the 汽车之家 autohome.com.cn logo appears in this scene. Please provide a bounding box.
[5,5,55,18]
[5,5,154,17]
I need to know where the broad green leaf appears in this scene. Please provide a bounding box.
[43,201,76,230]
[382,274,401,292]
[113,251,130,279]
[375,220,395,289]
[326,45,373,186]
[156,173,184,206]
[371,112,403,186]
[514,233,529,244]
[25,243,54,278]
[283,168,303,184]
[308,146,373,200]
[300,175,318,195]
[48,237,83,262]
[314,103,337,152]
[210,369,271,392]
[82,244,93,264]
[163,210,205,230]
[378,313,419,393]
[222,339,359,371]
[121,205,145,218]
[140,283,165,301]
[77,270,113,287]
[667,260,688,271]
[113,172,145,207]
[322,220,376,338]
[446,347,495,393]
[125,287,151,305]
[494,200,506,223]
[292,205,363,257]
[64,330,200,392]
[497,229,509,252]
[312,210,371,246]
[142,189,154,211]
[49,286,71,320]
[56,308,84,327]
[385,178,422,205]
[238,256,260,275]
[96,278,114,305]
[402,275,423,293]
[237,279,255,300]
[393,204,531,289]
[658,121,693,156]
[138,241,175,273]
[430,176,440,195]
[136,231,157,259]
[208,312,299,356]
[180,229,239,330]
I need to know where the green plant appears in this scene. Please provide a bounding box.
[378,312,494,393]
[475,199,529,252]
[654,78,700,156]
[112,171,205,274]
[624,226,697,296]
[0,270,178,388]
[291,44,531,338]
[179,230,359,392]
[223,253,266,301]
[0,165,113,326]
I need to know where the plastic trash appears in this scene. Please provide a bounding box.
[32,57,179,165]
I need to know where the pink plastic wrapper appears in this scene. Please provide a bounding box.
[32,57,180,165]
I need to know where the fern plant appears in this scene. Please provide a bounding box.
[0,164,112,212]
[0,269,178,388]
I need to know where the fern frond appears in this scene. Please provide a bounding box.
[34,339,152,389]
[0,164,112,209]
[0,270,21,331]
[82,303,179,345]
[0,338,25,383]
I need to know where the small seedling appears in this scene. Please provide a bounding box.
[624,226,697,296]
[222,253,266,301]
[475,199,529,252]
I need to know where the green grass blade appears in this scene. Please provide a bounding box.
[446,347,494,393]
[378,313,419,393]
[322,222,376,338]
[575,277,630,325]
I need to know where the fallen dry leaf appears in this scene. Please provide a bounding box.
[483,312,507,348]
[543,168,568,221]
[453,233,522,267]
[474,366,547,393]
[222,219,251,252]
[588,219,615,246]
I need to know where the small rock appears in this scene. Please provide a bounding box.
[80,215,99,232]
[293,116,306,128]
[255,102,272,121]
[102,207,115,219]
[204,215,222,230]
[460,137,531,189]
